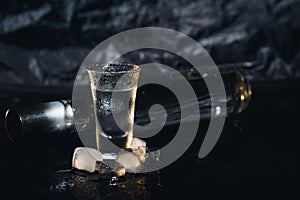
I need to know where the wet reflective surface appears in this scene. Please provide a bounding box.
[0,81,299,199]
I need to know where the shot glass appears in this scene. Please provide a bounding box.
[87,64,140,150]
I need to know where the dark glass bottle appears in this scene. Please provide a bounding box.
[4,66,251,143]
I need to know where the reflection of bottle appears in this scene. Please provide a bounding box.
[5,65,252,142]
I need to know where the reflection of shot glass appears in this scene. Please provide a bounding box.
[87,64,140,150]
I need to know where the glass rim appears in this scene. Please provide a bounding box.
[86,63,140,74]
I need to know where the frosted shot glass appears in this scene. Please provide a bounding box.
[87,64,140,150]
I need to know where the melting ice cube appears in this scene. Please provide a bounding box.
[72,138,148,174]
[130,138,146,149]
[130,138,147,162]
[116,150,142,173]
[116,138,147,173]
[72,147,103,173]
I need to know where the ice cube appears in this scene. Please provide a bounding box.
[72,147,103,173]
[102,153,117,160]
[130,138,146,149]
[131,147,146,163]
[116,151,142,173]
[130,138,146,162]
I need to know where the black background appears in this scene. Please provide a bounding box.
[0,0,299,199]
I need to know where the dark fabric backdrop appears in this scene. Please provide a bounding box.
[0,0,300,87]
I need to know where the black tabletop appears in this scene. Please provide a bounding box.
[0,80,299,200]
